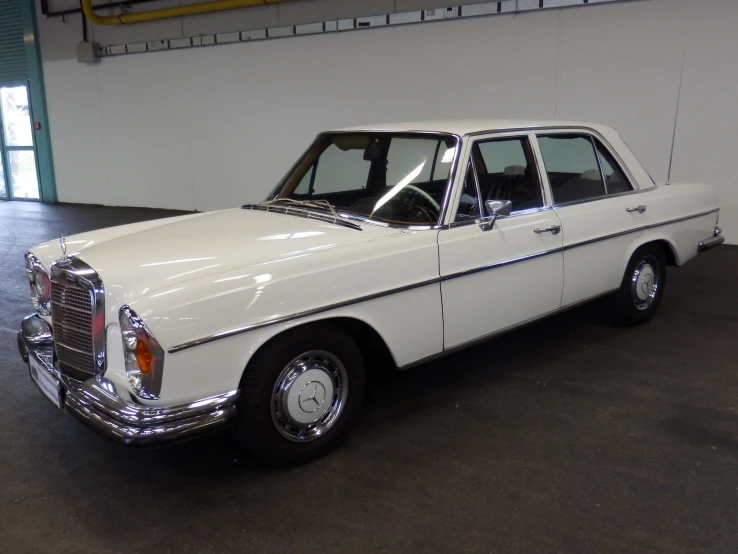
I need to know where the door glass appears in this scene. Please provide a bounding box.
[0,155,6,198]
[9,150,40,200]
[474,137,543,212]
[593,139,633,195]
[1,86,34,147]
[537,134,606,204]
[455,162,481,222]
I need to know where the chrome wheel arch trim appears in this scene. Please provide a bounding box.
[168,208,718,354]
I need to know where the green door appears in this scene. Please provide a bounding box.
[0,83,41,200]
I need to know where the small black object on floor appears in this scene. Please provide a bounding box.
[1,201,736,553]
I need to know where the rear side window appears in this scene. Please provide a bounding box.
[594,139,633,195]
[537,134,605,204]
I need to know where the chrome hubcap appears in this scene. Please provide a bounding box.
[631,259,659,311]
[271,350,348,442]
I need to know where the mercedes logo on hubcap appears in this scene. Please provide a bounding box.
[298,381,327,413]
[641,273,653,294]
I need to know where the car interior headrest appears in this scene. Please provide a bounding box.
[504,165,525,176]
[581,169,601,181]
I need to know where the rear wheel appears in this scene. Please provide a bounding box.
[612,244,667,324]
[234,323,365,466]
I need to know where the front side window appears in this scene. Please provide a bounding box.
[272,133,458,226]
[537,134,606,204]
[473,137,543,212]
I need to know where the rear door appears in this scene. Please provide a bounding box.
[535,130,645,306]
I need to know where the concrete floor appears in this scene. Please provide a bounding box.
[1,201,737,553]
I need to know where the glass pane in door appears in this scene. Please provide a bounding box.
[1,86,34,146]
[0,155,6,198]
[9,150,40,199]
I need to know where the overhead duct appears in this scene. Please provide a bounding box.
[81,0,295,26]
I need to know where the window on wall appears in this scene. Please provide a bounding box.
[537,134,606,204]
[472,137,543,212]
[594,139,633,195]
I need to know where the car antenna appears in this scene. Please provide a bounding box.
[666,54,686,186]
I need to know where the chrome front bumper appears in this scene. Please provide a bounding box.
[18,314,239,446]
[698,226,725,252]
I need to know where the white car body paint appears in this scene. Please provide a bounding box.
[27,120,721,406]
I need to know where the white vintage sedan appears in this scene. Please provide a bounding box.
[18,119,724,465]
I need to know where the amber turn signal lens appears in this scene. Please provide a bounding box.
[135,341,154,374]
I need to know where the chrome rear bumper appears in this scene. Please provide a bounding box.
[18,314,239,446]
[698,226,725,252]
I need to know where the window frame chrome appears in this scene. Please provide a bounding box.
[447,131,552,228]
[531,127,645,208]
[591,135,609,195]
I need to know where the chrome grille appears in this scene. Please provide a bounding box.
[51,277,95,376]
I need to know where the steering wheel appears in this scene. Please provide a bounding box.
[370,184,441,223]
[400,184,441,212]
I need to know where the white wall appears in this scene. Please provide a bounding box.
[38,0,738,242]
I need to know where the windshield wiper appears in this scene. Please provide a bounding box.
[242,199,363,231]
[262,198,337,216]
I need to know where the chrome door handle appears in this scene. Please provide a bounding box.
[534,225,561,235]
[626,205,647,214]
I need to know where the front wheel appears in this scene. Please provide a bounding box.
[234,323,365,466]
[612,244,667,324]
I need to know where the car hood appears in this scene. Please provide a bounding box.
[31,208,404,308]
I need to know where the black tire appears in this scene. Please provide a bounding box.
[612,243,667,324]
[234,323,365,466]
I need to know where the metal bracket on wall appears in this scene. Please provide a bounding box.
[99,0,624,58]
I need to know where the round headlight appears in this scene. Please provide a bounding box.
[25,253,51,316]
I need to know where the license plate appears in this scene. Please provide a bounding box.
[29,356,63,410]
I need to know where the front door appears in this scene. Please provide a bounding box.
[0,84,41,200]
[438,133,564,349]
[535,131,644,306]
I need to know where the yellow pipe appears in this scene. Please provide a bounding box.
[82,0,293,25]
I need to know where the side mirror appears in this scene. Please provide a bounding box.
[477,199,512,231]
[485,199,512,217]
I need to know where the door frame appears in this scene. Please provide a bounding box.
[0,81,43,201]
[437,130,565,349]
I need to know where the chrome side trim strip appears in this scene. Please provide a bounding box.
[169,208,719,353]
[168,277,443,353]
[562,208,720,250]
[440,248,563,282]
[399,289,618,370]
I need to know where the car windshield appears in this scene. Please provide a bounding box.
[268,132,459,226]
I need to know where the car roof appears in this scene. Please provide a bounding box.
[332,119,614,136]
